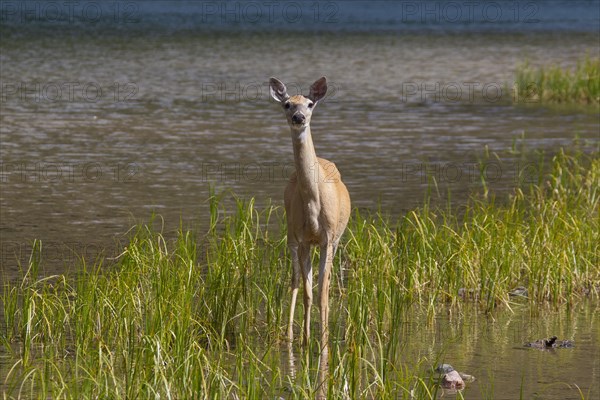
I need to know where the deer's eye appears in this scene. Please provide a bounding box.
[307,102,314,108]
[284,102,291,109]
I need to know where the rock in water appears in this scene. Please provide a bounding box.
[524,336,574,349]
[459,372,476,383]
[434,364,455,374]
[441,370,465,390]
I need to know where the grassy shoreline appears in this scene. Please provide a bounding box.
[1,147,599,398]
[514,57,600,104]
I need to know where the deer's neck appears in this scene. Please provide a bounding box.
[291,126,320,201]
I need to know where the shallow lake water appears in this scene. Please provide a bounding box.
[1,1,599,398]
[398,303,599,399]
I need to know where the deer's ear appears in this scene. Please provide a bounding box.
[308,77,327,102]
[269,77,289,103]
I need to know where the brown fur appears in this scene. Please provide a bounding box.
[285,157,350,246]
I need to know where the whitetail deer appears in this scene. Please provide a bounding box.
[269,77,351,390]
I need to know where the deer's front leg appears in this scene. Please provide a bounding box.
[288,242,300,343]
[299,243,313,347]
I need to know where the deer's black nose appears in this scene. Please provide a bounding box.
[291,113,305,124]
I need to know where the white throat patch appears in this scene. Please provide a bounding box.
[294,127,309,142]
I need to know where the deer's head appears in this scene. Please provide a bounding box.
[269,77,328,132]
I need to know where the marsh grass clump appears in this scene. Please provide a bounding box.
[1,198,292,399]
[1,147,599,398]
[514,56,600,104]
[349,148,598,310]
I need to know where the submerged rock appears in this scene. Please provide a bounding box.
[458,372,476,383]
[441,370,465,390]
[558,340,575,348]
[524,336,574,349]
[509,286,528,297]
[434,364,455,374]
[433,364,475,391]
